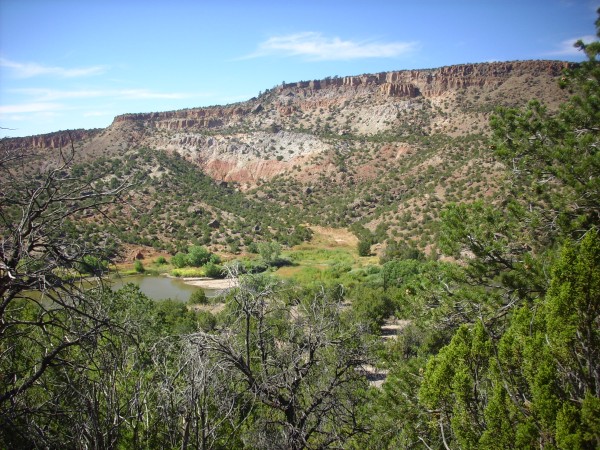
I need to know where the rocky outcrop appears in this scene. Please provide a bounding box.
[379,83,420,97]
[1,60,573,186]
[104,60,571,134]
[113,104,253,130]
[1,129,101,150]
[277,60,571,97]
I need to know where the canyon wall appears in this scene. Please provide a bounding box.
[103,60,570,132]
[1,129,101,150]
[1,60,572,185]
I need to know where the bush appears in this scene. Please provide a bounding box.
[348,286,393,333]
[329,262,352,279]
[357,240,371,257]
[196,310,217,331]
[204,262,224,278]
[228,241,241,254]
[380,241,425,264]
[188,289,208,305]
[170,252,188,268]
[233,259,269,274]
[78,255,108,275]
[187,245,211,267]
[258,241,281,265]
[170,267,205,277]
[134,260,145,273]
[156,256,167,265]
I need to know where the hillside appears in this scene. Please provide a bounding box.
[2,48,599,449]
[1,60,573,255]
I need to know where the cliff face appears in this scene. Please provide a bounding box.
[113,105,253,130]
[2,60,572,185]
[277,60,568,95]
[1,129,101,151]
[106,60,570,133]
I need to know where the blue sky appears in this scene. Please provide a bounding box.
[1,0,598,137]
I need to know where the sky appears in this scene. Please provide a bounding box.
[1,0,598,138]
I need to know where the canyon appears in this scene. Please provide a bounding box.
[3,60,571,187]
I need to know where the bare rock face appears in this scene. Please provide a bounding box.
[113,104,252,131]
[277,60,569,97]
[1,129,101,150]
[106,60,570,134]
[379,83,420,97]
[2,60,572,186]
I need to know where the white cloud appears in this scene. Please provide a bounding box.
[1,89,214,127]
[0,102,64,114]
[243,32,418,61]
[11,88,106,100]
[118,89,188,100]
[546,35,597,57]
[83,111,111,117]
[0,57,107,78]
[11,88,203,101]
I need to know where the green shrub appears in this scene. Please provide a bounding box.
[365,265,381,275]
[188,289,208,305]
[196,310,217,331]
[134,260,145,273]
[78,255,108,275]
[258,241,281,265]
[204,262,224,278]
[380,241,425,264]
[348,286,393,333]
[357,240,371,257]
[187,245,211,267]
[156,256,167,265]
[170,252,188,268]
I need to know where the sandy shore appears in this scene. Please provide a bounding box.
[181,277,238,290]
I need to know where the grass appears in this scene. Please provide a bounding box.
[170,267,206,277]
[113,227,379,284]
[287,248,354,265]
[275,226,380,282]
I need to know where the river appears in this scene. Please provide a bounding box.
[111,275,224,302]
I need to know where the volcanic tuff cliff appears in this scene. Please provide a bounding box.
[2,60,572,186]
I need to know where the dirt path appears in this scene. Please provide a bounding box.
[367,318,411,388]
[381,318,411,340]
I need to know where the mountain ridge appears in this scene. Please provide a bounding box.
[2,60,573,191]
[4,60,571,140]
[111,59,571,131]
[1,59,575,253]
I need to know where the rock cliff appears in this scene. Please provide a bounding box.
[1,60,572,185]
[1,129,101,151]
[276,60,568,96]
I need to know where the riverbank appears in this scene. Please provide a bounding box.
[178,277,238,290]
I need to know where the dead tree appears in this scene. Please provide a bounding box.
[0,140,130,446]
[189,270,373,449]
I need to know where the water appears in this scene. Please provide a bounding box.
[111,275,223,302]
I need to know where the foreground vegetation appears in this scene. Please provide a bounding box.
[1,19,599,450]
